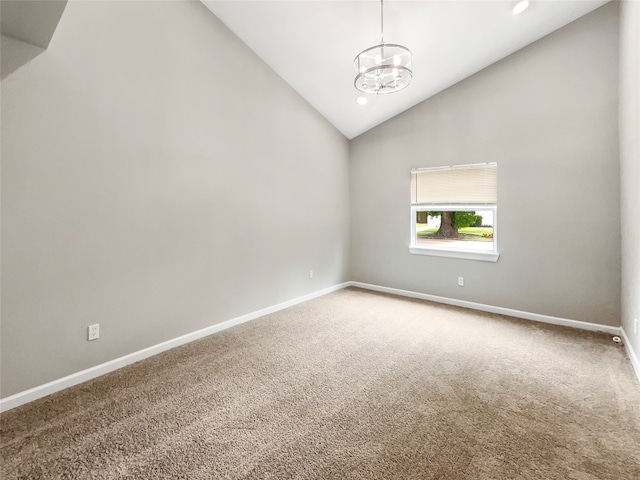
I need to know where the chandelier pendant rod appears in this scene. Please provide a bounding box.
[380,0,385,44]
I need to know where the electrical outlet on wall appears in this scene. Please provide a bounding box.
[309,270,313,279]
[88,324,100,341]
[457,277,464,287]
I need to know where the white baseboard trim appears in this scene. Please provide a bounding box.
[2,280,631,412]
[348,281,622,336]
[0,282,350,413]
[620,328,640,384]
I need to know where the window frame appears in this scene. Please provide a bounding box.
[409,204,499,262]
[409,162,500,262]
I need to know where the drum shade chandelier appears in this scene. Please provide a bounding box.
[353,0,413,95]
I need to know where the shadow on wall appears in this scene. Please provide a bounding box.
[1,34,45,79]
[0,0,68,80]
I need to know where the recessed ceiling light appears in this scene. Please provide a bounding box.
[513,1,529,15]
[357,96,368,105]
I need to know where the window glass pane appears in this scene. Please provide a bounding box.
[415,209,495,251]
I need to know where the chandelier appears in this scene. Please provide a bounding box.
[353,0,413,95]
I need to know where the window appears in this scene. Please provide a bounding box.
[410,163,499,262]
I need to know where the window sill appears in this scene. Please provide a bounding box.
[409,246,500,262]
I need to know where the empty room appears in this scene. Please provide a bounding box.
[1,0,639,478]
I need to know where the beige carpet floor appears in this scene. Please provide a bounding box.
[1,287,639,479]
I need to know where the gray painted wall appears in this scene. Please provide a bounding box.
[0,34,44,80]
[350,3,621,327]
[619,1,640,360]
[1,0,350,397]
[0,0,68,48]
[1,0,68,80]
[1,0,632,400]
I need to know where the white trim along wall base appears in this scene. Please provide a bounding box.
[351,281,638,385]
[621,327,640,383]
[350,282,622,334]
[2,281,637,413]
[0,283,349,413]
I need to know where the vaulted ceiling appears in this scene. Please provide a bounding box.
[202,0,610,139]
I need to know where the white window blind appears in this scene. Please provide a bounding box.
[411,163,497,205]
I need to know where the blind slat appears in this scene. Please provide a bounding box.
[411,163,497,205]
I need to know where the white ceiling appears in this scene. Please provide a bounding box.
[201,0,610,139]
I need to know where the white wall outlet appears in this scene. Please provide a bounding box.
[88,324,100,341]
[457,277,464,287]
[634,318,638,336]
[309,270,313,279]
